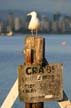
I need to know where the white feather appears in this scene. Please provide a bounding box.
[27,11,40,33]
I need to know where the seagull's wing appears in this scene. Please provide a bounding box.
[28,17,40,30]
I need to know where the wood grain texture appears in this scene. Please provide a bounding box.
[1,79,18,108]
[58,91,71,108]
[24,36,44,108]
[23,36,45,65]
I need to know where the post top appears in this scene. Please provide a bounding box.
[25,35,44,39]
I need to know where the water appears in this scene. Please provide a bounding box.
[0,34,71,108]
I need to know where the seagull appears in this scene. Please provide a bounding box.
[27,11,40,35]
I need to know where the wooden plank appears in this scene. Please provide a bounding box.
[58,91,71,108]
[1,78,18,108]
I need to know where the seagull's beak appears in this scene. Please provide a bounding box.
[27,13,31,16]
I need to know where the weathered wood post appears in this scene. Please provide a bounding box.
[24,36,44,108]
[25,102,44,108]
[18,35,45,108]
[18,35,63,108]
[24,36,45,64]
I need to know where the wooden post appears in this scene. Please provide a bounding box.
[24,36,44,108]
[24,36,45,65]
[25,102,44,108]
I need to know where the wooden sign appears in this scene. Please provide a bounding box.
[18,63,63,103]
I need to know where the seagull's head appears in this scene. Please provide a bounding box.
[27,11,37,17]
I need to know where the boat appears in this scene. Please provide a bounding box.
[7,31,14,36]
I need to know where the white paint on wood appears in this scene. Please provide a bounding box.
[58,100,71,108]
[58,92,71,108]
[1,78,18,108]
[45,95,53,99]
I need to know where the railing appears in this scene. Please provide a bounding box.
[1,79,18,108]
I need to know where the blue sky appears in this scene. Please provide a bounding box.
[0,0,71,13]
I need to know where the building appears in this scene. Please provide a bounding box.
[51,21,59,33]
[61,16,71,33]
[0,20,3,34]
[7,12,14,32]
[14,17,21,32]
[53,12,61,21]
[40,16,50,33]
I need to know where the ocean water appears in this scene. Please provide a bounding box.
[0,34,71,108]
